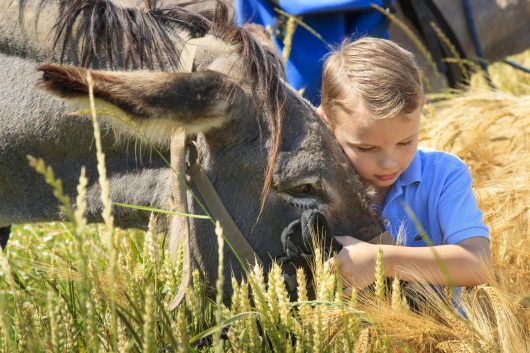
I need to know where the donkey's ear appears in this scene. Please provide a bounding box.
[37,64,247,138]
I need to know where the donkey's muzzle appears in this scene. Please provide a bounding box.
[278,209,342,300]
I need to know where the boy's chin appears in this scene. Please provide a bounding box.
[367,176,398,190]
[362,178,394,198]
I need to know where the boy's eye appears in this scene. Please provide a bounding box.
[399,140,412,146]
[356,146,374,152]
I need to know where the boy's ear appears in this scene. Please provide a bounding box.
[317,106,334,129]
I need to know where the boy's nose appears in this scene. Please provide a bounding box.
[378,154,398,170]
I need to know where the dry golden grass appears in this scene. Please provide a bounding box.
[415,53,530,351]
[421,88,530,296]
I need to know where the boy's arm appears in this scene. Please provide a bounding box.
[332,236,490,289]
[384,236,490,285]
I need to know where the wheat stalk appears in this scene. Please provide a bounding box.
[142,284,156,353]
[430,21,471,82]
[282,15,298,63]
[353,327,371,353]
[213,221,225,353]
[372,4,440,80]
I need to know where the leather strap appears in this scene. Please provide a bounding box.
[168,38,199,310]
[179,37,199,72]
[169,37,262,310]
[169,130,191,310]
[187,162,263,269]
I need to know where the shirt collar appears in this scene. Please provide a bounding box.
[398,150,422,186]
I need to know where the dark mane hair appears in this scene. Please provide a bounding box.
[42,0,286,210]
[48,0,212,69]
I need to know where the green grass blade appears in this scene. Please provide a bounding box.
[189,312,258,344]
[112,203,211,219]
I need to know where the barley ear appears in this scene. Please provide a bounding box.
[27,156,74,222]
[353,327,371,353]
[374,246,385,304]
[74,167,88,235]
[430,21,472,82]
[142,284,156,353]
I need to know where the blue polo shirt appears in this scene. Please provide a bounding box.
[378,147,489,246]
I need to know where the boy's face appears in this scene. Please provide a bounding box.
[322,104,421,193]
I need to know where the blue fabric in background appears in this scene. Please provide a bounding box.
[235,0,391,105]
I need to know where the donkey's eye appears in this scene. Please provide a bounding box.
[278,183,319,210]
[288,184,314,196]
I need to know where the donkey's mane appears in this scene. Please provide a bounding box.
[39,0,286,207]
[46,0,211,69]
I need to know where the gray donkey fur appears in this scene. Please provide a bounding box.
[0,0,382,293]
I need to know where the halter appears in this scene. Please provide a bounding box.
[168,38,263,310]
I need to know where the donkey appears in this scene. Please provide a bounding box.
[0,0,383,296]
[389,0,530,90]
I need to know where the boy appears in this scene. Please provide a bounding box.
[320,37,490,290]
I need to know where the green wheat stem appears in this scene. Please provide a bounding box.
[213,221,224,353]
[274,7,329,46]
[112,202,210,219]
[402,203,455,287]
[86,71,118,351]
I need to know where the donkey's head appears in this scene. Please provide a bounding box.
[35,1,383,292]
[37,62,382,288]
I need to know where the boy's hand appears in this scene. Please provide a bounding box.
[330,236,380,290]
[330,236,491,290]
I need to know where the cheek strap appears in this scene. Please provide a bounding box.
[169,38,263,311]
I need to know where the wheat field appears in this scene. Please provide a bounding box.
[0,50,529,352]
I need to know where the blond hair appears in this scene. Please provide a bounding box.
[321,37,423,121]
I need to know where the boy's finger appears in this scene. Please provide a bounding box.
[327,254,346,270]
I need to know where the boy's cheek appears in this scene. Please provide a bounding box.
[344,150,370,175]
[341,147,358,166]
[336,140,373,174]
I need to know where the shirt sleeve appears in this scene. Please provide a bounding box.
[437,159,489,244]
